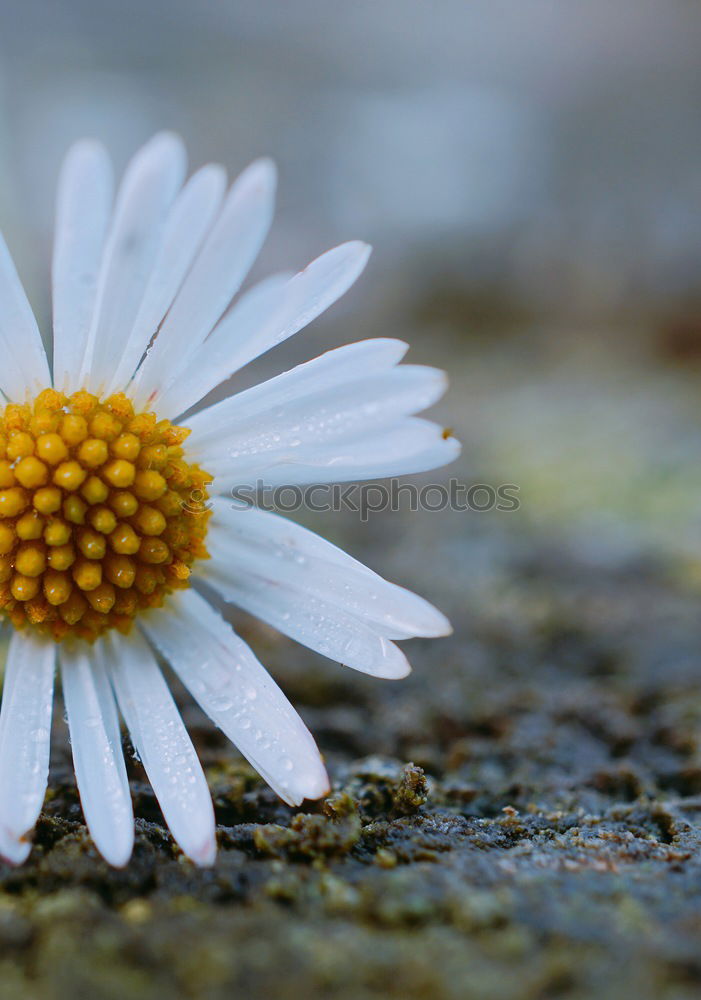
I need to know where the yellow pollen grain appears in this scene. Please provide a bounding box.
[15,456,49,489]
[156,491,183,517]
[44,519,72,547]
[60,414,88,446]
[0,389,211,642]
[105,554,136,589]
[72,558,102,591]
[109,491,139,517]
[112,433,141,461]
[34,487,62,515]
[78,438,109,468]
[88,506,117,535]
[0,461,16,488]
[11,574,40,602]
[137,444,168,470]
[134,566,159,594]
[114,590,138,617]
[133,470,167,502]
[90,412,121,441]
[0,489,28,518]
[63,495,87,524]
[138,537,170,565]
[59,590,87,625]
[16,511,44,541]
[109,523,140,555]
[86,582,116,614]
[43,570,73,606]
[15,543,46,577]
[77,528,107,561]
[48,544,76,571]
[0,524,15,554]
[168,560,191,582]
[81,475,109,505]
[132,506,167,537]
[53,461,87,492]
[25,599,50,626]
[103,459,136,488]
[36,433,68,465]
[31,408,59,436]
[7,432,34,461]
[0,556,12,583]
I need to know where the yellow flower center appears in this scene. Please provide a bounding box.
[0,389,211,642]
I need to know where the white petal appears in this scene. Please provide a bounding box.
[141,590,329,806]
[206,500,451,639]
[105,164,227,396]
[52,140,114,393]
[161,241,372,416]
[130,158,276,410]
[200,416,460,491]
[199,570,411,680]
[60,642,133,867]
[105,629,216,866]
[0,632,55,845]
[78,132,187,393]
[185,338,411,454]
[157,273,291,420]
[0,234,51,400]
[193,366,446,488]
[278,241,372,344]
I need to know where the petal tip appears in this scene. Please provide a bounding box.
[150,129,186,151]
[283,763,331,806]
[242,156,278,195]
[389,663,412,680]
[187,836,218,868]
[431,616,454,638]
[309,770,332,801]
[199,161,228,192]
[345,239,372,259]
[372,642,412,680]
[414,604,453,638]
[438,431,462,464]
[0,828,32,866]
[64,137,110,165]
[98,835,135,869]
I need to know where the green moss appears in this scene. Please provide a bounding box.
[254,795,361,860]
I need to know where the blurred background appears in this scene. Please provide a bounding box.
[1,0,701,584]
[2,4,701,997]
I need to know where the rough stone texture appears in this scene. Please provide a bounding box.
[2,309,701,1000]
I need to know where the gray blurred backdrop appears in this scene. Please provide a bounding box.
[1,0,701,614]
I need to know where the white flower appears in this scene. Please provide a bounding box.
[0,132,459,867]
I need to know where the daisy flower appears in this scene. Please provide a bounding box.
[0,132,459,867]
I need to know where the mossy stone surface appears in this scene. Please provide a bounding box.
[2,322,701,999]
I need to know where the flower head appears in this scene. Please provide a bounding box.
[0,389,211,640]
[0,132,459,866]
